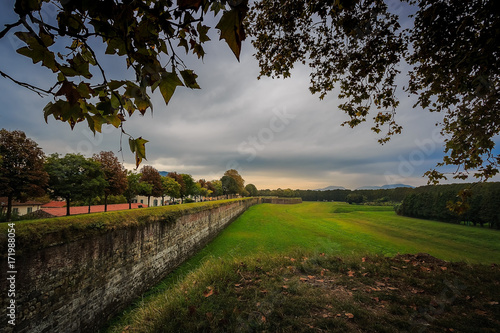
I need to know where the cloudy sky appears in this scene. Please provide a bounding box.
[1,2,498,190]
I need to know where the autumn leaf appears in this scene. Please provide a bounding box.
[345,313,354,319]
[179,69,200,89]
[129,137,148,168]
[347,270,355,277]
[158,72,184,105]
[215,8,247,61]
[204,287,214,297]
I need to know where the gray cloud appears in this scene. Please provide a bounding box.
[1,5,497,190]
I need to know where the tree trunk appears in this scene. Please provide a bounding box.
[6,195,13,222]
[104,193,108,212]
[147,195,151,207]
[128,201,132,209]
[66,197,71,216]
[88,199,91,214]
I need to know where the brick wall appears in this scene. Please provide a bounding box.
[0,198,260,333]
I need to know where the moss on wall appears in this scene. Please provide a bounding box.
[0,198,257,257]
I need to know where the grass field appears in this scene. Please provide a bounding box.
[105,202,500,332]
[181,202,500,264]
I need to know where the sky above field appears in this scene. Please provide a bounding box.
[0,2,498,190]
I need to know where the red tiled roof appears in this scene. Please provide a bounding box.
[0,197,43,207]
[41,201,66,208]
[41,203,148,217]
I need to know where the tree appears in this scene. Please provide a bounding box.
[123,171,152,209]
[2,1,498,181]
[221,175,239,198]
[223,169,245,195]
[45,153,106,216]
[245,184,258,197]
[139,166,163,207]
[346,193,365,205]
[210,180,223,198]
[181,174,197,202]
[248,0,499,182]
[0,129,48,221]
[162,175,181,204]
[0,0,248,167]
[93,151,127,212]
[167,172,187,202]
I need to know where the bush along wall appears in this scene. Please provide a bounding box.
[396,182,500,228]
[0,198,260,333]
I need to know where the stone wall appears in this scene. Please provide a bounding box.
[0,198,260,333]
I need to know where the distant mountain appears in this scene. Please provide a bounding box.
[315,185,347,191]
[159,171,169,177]
[356,184,414,190]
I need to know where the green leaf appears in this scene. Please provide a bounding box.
[108,80,126,90]
[90,114,107,133]
[158,72,184,105]
[180,70,201,89]
[197,22,211,43]
[76,82,93,99]
[103,113,122,128]
[129,137,149,168]
[15,31,58,72]
[215,8,247,61]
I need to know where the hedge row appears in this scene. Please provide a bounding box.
[396,183,500,228]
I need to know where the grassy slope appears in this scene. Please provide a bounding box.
[191,202,500,264]
[106,202,500,332]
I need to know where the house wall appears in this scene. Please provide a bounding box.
[11,204,41,216]
[0,198,260,333]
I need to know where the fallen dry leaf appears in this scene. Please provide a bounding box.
[347,271,355,277]
[345,313,354,319]
[204,288,214,298]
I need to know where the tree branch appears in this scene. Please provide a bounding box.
[0,20,23,39]
[0,70,59,97]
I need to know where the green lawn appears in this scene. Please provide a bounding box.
[105,202,500,332]
[186,202,500,264]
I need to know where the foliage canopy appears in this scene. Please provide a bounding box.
[1,0,498,181]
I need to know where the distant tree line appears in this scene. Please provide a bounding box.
[258,187,413,204]
[0,129,256,221]
[396,183,500,228]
